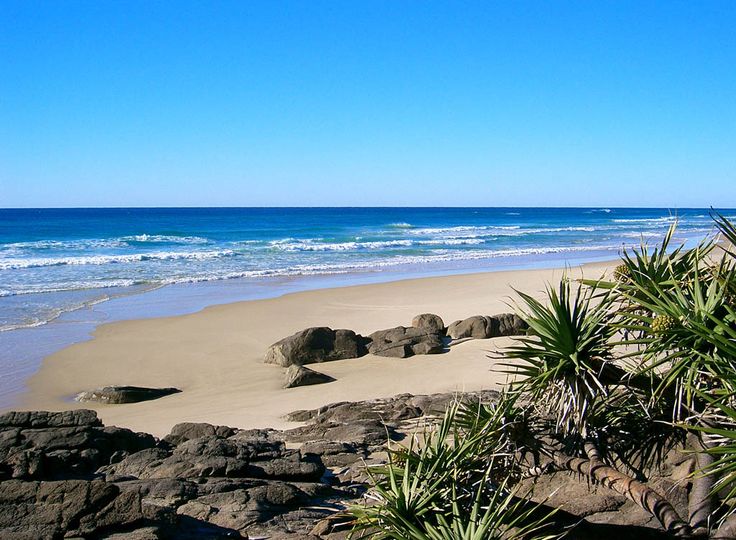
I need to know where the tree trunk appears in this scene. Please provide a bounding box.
[553,451,692,537]
[688,435,716,533]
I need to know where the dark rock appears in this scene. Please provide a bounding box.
[75,386,181,404]
[411,313,445,334]
[0,410,155,480]
[446,315,494,339]
[367,326,444,358]
[286,419,393,448]
[446,313,527,340]
[164,422,238,446]
[493,312,529,336]
[0,479,151,539]
[176,481,309,535]
[284,365,336,388]
[265,327,368,367]
[0,409,101,429]
[301,440,367,468]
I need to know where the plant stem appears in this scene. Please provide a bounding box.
[552,451,692,537]
[688,434,716,533]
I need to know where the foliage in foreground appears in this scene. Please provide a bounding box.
[349,400,560,540]
[351,211,736,539]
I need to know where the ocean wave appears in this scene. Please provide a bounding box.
[121,234,210,244]
[407,225,521,236]
[612,217,678,224]
[1,238,127,251]
[387,222,413,228]
[269,239,415,252]
[0,250,235,270]
[619,231,662,239]
[0,279,150,298]
[1,234,211,253]
[417,238,486,246]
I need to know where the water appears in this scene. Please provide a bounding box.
[0,207,727,408]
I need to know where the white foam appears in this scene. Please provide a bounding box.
[612,217,678,224]
[268,239,414,252]
[121,234,210,244]
[0,250,235,270]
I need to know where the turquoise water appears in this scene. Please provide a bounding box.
[0,207,728,408]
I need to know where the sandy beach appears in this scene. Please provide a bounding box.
[20,261,613,437]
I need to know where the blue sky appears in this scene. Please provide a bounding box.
[1,1,734,208]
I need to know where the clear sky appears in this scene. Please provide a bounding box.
[1,1,734,208]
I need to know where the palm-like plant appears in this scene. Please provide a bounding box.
[502,278,618,439]
[349,398,559,540]
[616,258,736,419]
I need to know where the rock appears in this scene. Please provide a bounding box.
[517,473,626,517]
[103,429,324,483]
[367,326,444,358]
[265,327,368,367]
[411,313,445,334]
[0,479,154,539]
[286,419,394,448]
[0,410,155,480]
[176,481,308,535]
[0,409,101,429]
[446,315,494,339]
[446,313,527,340]
[300,440,367,468]
[284,365,336,388]
[75,386,181,404]
[164,423,238,446]
[493,312,528,336]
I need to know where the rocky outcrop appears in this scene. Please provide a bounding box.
[446,313,527,340]
[284,365,336,388]
[0,410,349,539]
[0,409,155,481]
[411,313,445,334]
[264,327,369,367]
[75,386,182,404]
[367,326,444,358]
[0,390,683,538]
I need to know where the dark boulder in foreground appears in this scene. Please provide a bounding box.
[0,409,155,480]
[446,313,527,340]
[75,386,182,404]
[264,327,369,367]
[284,365,336,388]
[368,326,444,358]
[411,313,445,334]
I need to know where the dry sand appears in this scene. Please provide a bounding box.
[20,262,613,437]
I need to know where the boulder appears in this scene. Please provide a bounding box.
[446,313,527,340]
[0,410,155,480]
[284,365,335,388]
[264,327,368,367]
[0,479,163,539]
[75,386,181,404]
[368,326,444,358]
[411,313,445,334]
[493,312,528,336]
[164,423,238,446]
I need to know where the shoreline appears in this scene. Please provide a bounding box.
[0,251,618,410]
[16,259,615,437]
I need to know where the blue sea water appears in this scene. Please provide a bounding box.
[0,207,729,407]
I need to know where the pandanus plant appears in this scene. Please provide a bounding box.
[351,213,736,539]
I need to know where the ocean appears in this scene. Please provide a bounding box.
[0,207,727,407]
